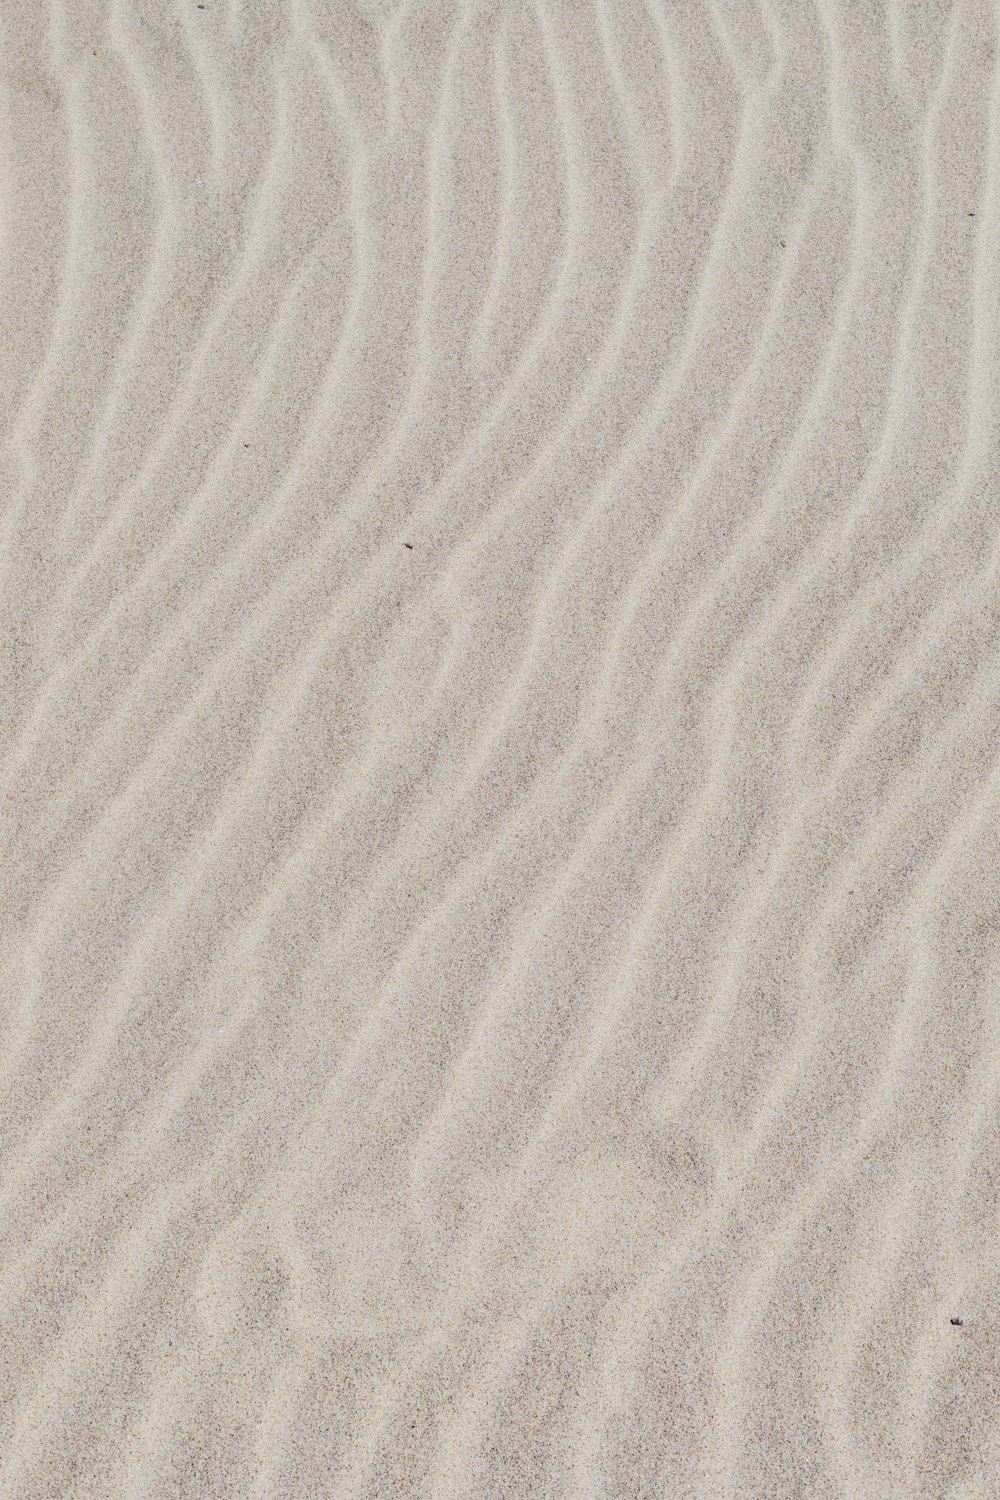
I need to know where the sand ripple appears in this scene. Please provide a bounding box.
[2,1,999,1495]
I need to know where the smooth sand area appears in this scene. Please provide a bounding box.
[2,1,999,1495]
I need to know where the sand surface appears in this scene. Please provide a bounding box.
[2,2,999,1496]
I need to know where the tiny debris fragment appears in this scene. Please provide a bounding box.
[950,1317,963,1326]
[403,542,414,550]
[779,239,787,247]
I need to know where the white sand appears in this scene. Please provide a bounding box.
[2,1,999,1495]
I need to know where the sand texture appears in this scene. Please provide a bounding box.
[2,0,999,1495]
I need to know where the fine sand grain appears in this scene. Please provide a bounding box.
[2,2,999,1496]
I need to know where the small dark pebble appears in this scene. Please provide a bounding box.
[950,1317,963,1326]
[403,542,414,550]
[968,212,975,217]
